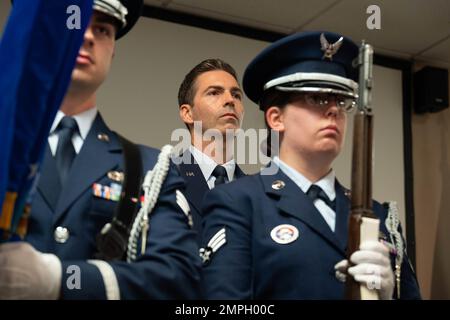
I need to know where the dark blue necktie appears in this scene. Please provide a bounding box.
[212,165,228,187]
[55,116,78,186]
[306,184,336,211]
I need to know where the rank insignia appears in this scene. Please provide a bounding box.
[176,190,193,227]
[200,227,226,265]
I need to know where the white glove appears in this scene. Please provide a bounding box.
[334,240,394,300]
[0,242,62,300]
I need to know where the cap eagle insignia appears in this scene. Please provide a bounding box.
[320,33,344,61]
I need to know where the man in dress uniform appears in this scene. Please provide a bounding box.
[200,31,421,299]
[176,59,246,244]
[0,0,201,299]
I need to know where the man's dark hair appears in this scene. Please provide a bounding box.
[178,58,239,107]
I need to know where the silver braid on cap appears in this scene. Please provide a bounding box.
[93,0,128,28]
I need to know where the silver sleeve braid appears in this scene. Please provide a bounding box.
[127,145,174,262]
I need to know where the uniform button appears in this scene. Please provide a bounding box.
[54,226,70,243]
[272,180,285,190]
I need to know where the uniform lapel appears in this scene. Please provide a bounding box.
[37,144,61,211]
[54,114,122,222]
[234,164,246,179]
[177,150,209,215]
[334,181,351,252]
[261,165,345,256]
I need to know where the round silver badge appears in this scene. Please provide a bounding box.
[270,224,299,244]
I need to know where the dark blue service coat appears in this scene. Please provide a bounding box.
[201,165,421,299]
[27,114,201,299]
[177,150,245,244]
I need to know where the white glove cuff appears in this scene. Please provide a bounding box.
[40,253,62,300]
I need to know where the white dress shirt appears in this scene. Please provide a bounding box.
[48,107,98,156]
[189,145,236,190]
[273,156,337,232]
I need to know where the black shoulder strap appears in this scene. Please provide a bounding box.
[95,134,143,261]
[114,135,143,228]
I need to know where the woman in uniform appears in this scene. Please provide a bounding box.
[200,31,421,300]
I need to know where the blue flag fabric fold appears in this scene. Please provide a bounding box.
[0,0,93,240]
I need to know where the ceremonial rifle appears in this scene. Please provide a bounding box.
[345,41,380,300]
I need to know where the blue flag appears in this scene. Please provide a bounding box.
[0,0,93,240]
